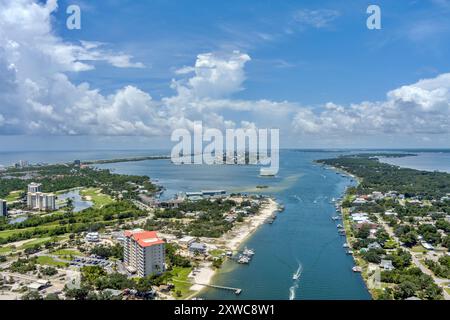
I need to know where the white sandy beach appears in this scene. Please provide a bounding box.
[224,197,278,251]
[189,262,215,291]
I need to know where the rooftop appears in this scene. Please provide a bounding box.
[125,229,165,248]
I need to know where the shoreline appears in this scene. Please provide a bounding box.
[188,197,279,296]
[223,197,278,252]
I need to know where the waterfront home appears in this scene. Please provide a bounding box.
[350,212,370,223]
[178,236,196,248]
[380,260,395,271]
[189,242,207,255]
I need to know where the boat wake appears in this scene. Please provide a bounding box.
[289,283,298,300]
[289,263,303,300]
[291,194,302,202]
[292,263,303,280]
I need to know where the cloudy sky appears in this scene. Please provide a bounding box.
[0,0,449,150]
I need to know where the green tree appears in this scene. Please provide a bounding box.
[81,265,107,286]
[44,293,60,300]
[21,291,42,300]
[400,231,418,247]
[394,281,417,300]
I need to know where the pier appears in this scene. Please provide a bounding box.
[173,280,242,295]
[203,283,242,295]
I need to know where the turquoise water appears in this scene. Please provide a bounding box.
[98,150,371,300]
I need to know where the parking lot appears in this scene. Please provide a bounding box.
[70,256,112,268]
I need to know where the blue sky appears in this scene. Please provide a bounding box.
[53,0,450,104]
[1,0,450,150]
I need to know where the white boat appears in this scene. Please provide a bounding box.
[352,266,362,273]
[292,263,302,281]
[259,168,277,176]
[237,255,250,264]
[243,247,255,256]
[343,243,349,248]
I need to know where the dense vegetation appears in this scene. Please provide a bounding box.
[0,164,158,199]
[317,154,450,198]
[0,201,146,245]
[147,198,257,238]
[320,153,449,300]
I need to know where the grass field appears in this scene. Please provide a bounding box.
[0,246,13,254]
[411,245,427,253]
[52,249,81,260]
[4,190,23,203]
[80,188,114,208]
[170,267,194,299]
[36,255,68,267]
[209,249,224,258]
[20,237,52,249]
[0,224,61,240]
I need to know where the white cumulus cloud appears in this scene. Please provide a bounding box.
[1,0,450,147]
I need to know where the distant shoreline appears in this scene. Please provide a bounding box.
[83,155,170,165]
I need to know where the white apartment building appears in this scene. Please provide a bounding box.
[27,192,56,211]
[28,182,42,193]
[0,199,7,217]
[26,183,56,211]
[124,229,165,277]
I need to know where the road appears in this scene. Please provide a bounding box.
[375,213,450,300]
